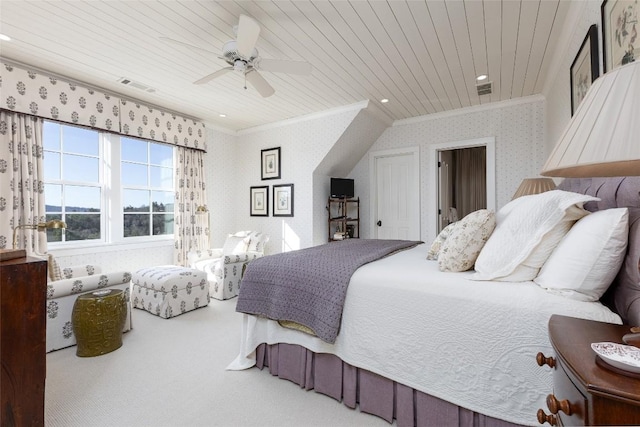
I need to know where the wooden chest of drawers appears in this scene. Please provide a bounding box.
[537,315,640,426]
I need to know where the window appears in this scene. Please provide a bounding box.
[43,121,102,243]
[121,137,174,238]
[43,121,175,246]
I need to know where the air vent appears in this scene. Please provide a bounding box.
[117,77,156,93]
[476,81,492,96]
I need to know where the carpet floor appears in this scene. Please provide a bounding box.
[45,297,389,427]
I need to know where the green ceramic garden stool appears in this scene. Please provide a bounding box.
[72,289,127,357]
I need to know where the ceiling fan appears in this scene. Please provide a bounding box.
[160,15,312,98]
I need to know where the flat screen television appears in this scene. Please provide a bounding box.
[330,178,354,198]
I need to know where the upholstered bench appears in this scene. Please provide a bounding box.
[131,266,210,319]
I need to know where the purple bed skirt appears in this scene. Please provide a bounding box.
[255,343,524,427]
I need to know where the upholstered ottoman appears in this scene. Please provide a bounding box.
[131,266,210,319]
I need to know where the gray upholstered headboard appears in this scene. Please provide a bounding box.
[557,177,640,326]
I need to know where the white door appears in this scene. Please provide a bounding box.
[372,148,420,240]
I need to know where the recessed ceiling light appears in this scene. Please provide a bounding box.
[380,98,389,103]
[0,34,11,41]
[219,113,226,118]
[476,74,488,81]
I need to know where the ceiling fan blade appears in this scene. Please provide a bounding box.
[159,36,218,56]
[236,14,261,58]
[245,70,275,98]
[193,67,232,85]
[255,58,313,75]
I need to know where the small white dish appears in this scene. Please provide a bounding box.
[591,342,640,374]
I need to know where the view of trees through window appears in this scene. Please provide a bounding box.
[121,137,174,237]
[43,121,175,244]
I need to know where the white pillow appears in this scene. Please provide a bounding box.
[427,222,457,260]
[472,190,598,281]
[222,235,249,254]
[534,208,629,301]
[438,209,495,272]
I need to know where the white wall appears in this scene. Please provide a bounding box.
[204,107,363,254]
[350,96,546,243]
[50,241,174,274]
[544,1,602,156]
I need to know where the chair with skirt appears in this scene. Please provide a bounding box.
[187,231,269,300]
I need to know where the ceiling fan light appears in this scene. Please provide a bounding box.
[234,60,246,72]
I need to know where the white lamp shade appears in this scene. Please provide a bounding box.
[541,61,640,177]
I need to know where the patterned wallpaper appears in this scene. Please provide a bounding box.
[203,129,238,249]
[350,97,546,243]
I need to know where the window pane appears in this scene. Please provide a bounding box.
[65,214,101,241]
[123,189,150,212]
[122,162,148,186]
[45,184,62,212]
[62,125,99,156]
[63,154,99,182]
[121,138,148,163]
[44,151,61,181]
[150,166,173,188]
[65,185,100,212]
[45,214,63,242]
[150,143,173,167]
[153,214,174,235]
[124,214,150,237]
[62,126,100,156]
[43,122,60,151]
[152,191,174,212]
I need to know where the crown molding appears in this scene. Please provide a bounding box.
[392,94,546,127]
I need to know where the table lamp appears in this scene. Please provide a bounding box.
[512,178,556,200]
[12,219,66,249]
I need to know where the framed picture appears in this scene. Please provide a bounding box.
[273,184,294,217]
[261,147,281,180]
[570,24,600,115]
[602,0,639,72]
[250,186,269,217]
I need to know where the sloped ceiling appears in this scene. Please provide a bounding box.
[0,0,570,131]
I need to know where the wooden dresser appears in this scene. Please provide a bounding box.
[537,314,640,426]
[1,256,47,426]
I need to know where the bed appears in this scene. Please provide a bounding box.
[228,177,640,427]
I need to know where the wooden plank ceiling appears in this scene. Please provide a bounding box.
[0,0,569,131]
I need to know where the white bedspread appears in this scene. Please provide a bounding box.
[228,243,622,426]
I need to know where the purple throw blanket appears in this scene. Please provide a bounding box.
[236,239,422,344]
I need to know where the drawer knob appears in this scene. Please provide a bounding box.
[536,352,556,368]
[537,408,557,426]
[547,394,571,415]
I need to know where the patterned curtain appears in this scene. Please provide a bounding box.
[174,146,208,266]
[0,110,46,254]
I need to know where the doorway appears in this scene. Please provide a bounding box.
[428,137,496,241]
[438,146,486,232]
[369,147,420,240]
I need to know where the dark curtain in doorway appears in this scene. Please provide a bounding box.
[453,146,486,219]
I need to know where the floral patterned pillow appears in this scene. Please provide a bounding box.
[438,209,496,272]
[426,222,458,260]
